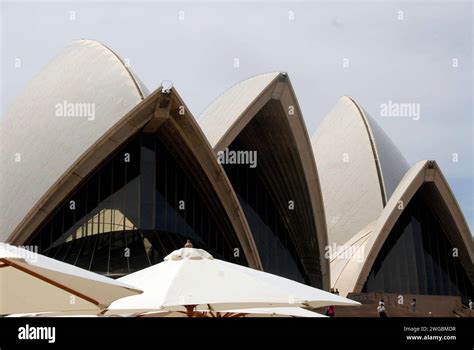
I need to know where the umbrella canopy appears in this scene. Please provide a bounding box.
[6,313,100,318]
[139,307,327,318]
[0,243,141,315]
[108,244,359,315]
[217,307,327,318]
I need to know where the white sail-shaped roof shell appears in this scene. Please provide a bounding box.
[0,40,146,242]
[311,96,409,246]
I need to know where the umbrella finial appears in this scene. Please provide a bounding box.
[184,240,193,248]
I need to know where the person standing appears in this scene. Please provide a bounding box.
[410,298,417,312]
[326,305,335,317]
[377,300,388,318]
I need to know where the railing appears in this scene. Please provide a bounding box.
[453,301,473,318]
[348,291,396,305]
[349,291,471,317]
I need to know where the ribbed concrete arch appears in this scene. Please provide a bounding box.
[311,96,409,247]
[330,160,474,296]
[0,40,145,243]
[2,41,262,270]
[199,72,329,289]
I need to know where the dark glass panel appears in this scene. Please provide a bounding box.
[140,134,155,230]
[145,231,167,265]
[126,136,141,182]
[441,233,455,296]
[51,211,63,245]
[74,186,87,224]
[446,242,459,296]
[113,150,126,193]
[99,162,113,202]
[223,160,306,283]
[193,195,202,241]
[108,231,129,276]
[44,245,60,259]
[209,216,217,252]
[437,224,450,296]
[185,179,194,239]
[430,218,442,295]
[175,167,186,236]
[201,206,210,247]
[87,173,99,213]
[29,234,41,252]
[40,221,52,253]
[411,215,426,294]
[155,140,166,233]
[89,231,110,274]
[53,242,70,262]
[381,236,393,292]
[63,200,75,235]
[125,176,140,231]
[63,236,82,265]
[421,220,436,295]
[75,234,97,270]
[165,154,176,234]
[127,231,150,272]
[27,130,248,277]
[111,171,125,235]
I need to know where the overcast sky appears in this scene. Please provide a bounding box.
[1,0,473,232]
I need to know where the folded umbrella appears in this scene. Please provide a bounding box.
[0,243,141,315]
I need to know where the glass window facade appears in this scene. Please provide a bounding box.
[224,162,308,284]
[27,132,247,277]
[363,185,474,303]
[223,118,313,285]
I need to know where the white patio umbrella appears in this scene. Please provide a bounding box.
[9,307,325,318]
[0,243,142,315]
[108,242,359,316]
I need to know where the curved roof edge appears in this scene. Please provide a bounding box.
[199,72,281,149]
[330,160,474,296]
[95,40,150,99]
[346,96,410,204]
[345,96,388,204]
[198,72,330,290]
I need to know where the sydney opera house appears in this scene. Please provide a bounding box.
[1,40,473,316]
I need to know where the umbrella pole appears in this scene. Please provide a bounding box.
[185,305,196,317]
